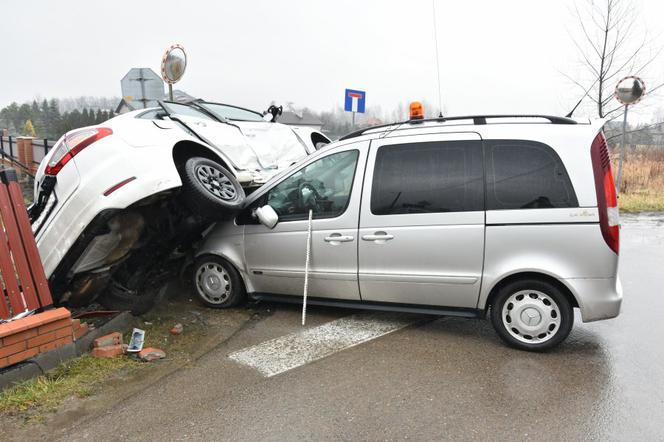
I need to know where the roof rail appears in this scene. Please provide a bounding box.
[339,114,577,141]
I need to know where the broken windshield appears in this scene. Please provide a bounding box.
[197,102,264,122]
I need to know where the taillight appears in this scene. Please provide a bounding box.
[590,131,619,254]
[45,127,112,175]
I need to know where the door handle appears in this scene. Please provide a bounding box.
[324,234,354,243]
[361,232,394,242]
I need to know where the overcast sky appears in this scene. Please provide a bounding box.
[2,0,663,121]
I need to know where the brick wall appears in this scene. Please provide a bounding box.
[0,308,87,369]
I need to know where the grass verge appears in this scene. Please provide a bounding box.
[619,192,664,213]
[0,355,140,419]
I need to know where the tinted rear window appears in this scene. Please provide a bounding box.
[485,140,577,210]
[371,141,484,215]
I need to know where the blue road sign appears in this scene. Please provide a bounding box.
[344,89,366,113]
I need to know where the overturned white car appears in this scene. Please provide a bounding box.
[30,100,329,313]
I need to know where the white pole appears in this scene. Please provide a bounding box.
[302,209,313,326]
[616,105,629,194]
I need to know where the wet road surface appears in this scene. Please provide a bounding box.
[53,214,664,441]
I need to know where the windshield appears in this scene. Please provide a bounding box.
[160,102,215,120]
[198,102,264,122]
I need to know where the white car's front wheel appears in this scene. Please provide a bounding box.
[181,157,245,219]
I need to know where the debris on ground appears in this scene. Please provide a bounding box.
[137,347,166,362]
[92,332,125,359]
[126,328,145,353]
[92,332,122,349]
[73,319,90,340]
[91,345,124,359]
[169,323,183,335]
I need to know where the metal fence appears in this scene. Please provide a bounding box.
[0,136,55,176]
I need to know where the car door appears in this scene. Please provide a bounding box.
[243,142,368,300]
[358,133,485,308]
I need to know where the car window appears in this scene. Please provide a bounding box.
[266,150,359,221]
[162,102,215,121]
[198,103,264,122]
[371,141,484,215]
[485,140,578,210]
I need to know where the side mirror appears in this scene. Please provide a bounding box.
[254,205,278,229]
[262,113,273,122]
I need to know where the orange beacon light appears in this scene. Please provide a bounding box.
[409,102,424,120]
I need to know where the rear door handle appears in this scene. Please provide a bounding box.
[362,232,394,242]
[324,234,354,243]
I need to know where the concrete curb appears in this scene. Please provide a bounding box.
[0,311,135,391]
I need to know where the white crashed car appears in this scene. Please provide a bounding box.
[29,100,330,313]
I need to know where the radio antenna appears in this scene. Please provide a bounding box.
[432,0,443,118]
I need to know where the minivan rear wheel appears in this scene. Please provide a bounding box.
[490,279,573,351]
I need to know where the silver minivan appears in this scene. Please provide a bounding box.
[194,115,622,351]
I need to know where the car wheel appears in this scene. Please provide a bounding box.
[193,255,246,308]
[181,157,245,219]
[99,280,167,316]
[490,279,573,351]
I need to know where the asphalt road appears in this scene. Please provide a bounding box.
[53,214,664,441]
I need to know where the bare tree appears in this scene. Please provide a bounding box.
[565,0,663,119]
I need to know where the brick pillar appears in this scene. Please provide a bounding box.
[16,137,27,165]
[23,137,34,168]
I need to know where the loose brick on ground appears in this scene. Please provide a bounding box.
[92,344,124,359]
[138,347,166,362]
[93,332,122,348]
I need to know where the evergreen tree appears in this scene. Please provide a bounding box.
[48,99,62,138]
[31,100,46,136]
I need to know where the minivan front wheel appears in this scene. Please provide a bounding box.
[490,279,573,351]
[193,255,246,308]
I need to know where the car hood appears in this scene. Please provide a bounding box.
[233,121,309,169]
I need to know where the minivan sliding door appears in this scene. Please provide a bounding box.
[358,133,485,308]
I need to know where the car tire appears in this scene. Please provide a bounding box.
[181,157,245,220]
[193,255,246,308]
[99,280,167,316]
[490,279,573,351]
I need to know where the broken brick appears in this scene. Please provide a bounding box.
[138,347,166,362]
[169,323,184,335]
[93,332,122,348]
[91,344,124,359]
[74,323,89,340]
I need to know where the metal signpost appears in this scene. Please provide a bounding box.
[161,44,188,100]
[121,68,164,109]
[614,76,645,194]
[344,89,366,128]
